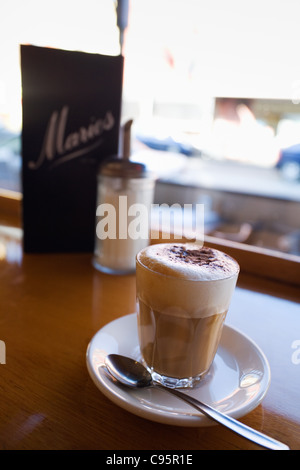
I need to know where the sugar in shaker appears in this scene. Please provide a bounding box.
[93,121,156,274]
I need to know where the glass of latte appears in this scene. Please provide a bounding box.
[136,243,240,388]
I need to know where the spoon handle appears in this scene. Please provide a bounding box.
[155,384,289,450]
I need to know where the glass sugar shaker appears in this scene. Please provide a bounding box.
[93,120,156,274]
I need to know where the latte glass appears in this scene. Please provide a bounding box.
[136,243,239,389]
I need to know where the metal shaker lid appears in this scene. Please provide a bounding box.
[99,156,151,178]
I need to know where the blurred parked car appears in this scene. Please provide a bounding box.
[276,143,300,181]
[133,120,200,157]
[135,132,196,156]
[0,125,22,191]
[0,126,21,164]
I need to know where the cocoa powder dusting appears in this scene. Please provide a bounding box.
[168,245,229,271]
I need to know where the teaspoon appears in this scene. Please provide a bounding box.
[104,354,289,451]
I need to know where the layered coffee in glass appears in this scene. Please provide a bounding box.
[136,243,240,388]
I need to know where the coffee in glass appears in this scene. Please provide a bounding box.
[136,243,239,388]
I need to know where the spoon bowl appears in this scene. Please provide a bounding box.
[105,354,152,388]
[104,353,289,451]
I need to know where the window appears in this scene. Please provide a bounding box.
[0,0,299,260]
[0,0,120,191]
[121,0,300,258]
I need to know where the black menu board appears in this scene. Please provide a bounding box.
[21,45,123,252]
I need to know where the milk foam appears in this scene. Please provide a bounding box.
[137,243,239,281]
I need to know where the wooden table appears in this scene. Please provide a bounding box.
[0,222,299,451]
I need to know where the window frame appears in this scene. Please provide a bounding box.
[0,190,299,288]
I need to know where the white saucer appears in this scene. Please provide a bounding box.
[86,313,271,427]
